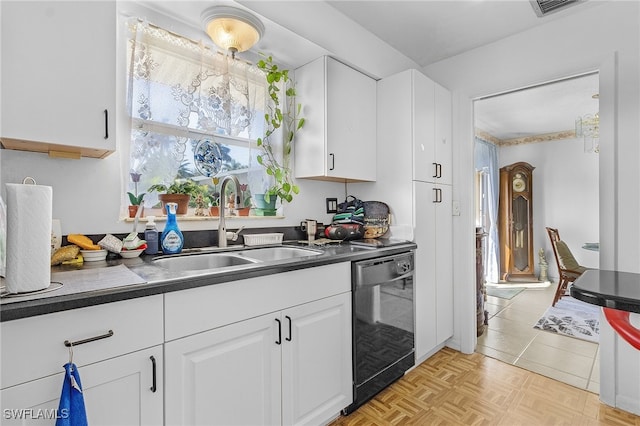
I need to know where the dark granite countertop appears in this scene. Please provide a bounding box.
[1,240,416,322]
[570,269,640,314]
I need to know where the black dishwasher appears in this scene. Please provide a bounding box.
[343,251,415,414]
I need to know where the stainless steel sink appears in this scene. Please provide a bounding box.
[236,246,322,261]
[152,246,322,272]
[153,253,258,272]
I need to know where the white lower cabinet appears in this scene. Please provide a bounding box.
[165,313,281,426]
[414,182,453,360]
[1,346,163,426]
[280,293,352,426]
[2,264,354,426]
[165,292,352,426]
[0,295,163,426]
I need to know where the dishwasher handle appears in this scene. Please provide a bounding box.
[355,270,414,289]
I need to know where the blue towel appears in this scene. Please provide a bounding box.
[56,363,88,426]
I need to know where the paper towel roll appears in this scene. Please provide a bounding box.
[5,183,52,293]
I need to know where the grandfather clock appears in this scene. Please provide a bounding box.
[499,162,537,282]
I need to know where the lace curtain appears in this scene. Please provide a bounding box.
[124,19,266,210]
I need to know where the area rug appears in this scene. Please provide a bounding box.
[533,297,600,343]
[486,285,524,300]
[486,281,551,289]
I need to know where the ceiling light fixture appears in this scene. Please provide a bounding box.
[576,113,599,154]
[576,92,599,153]
[201,6,264,59]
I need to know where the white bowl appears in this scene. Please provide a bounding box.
[80,249,107,262]
[119,248,144,258]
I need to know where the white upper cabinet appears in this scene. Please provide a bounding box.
[434,82,453,184]
[294,56,376,182]
[0,1,116,158]
[412,73,452,184]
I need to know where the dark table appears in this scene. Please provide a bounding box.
[571,269,640,314]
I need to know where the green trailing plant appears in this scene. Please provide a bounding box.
[255,55,305,203]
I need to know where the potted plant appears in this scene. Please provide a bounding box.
[208,193,220,217]
[254,55,305,206]
[127,172,145,218]
[127,191,146,218]
[148,178,202,215]
[236,184,251,216]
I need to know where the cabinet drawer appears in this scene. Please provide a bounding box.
[1,295,163,389]
[165,263,351,341]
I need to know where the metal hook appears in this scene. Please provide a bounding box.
[68,342,74,365]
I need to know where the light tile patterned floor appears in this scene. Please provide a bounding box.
[477,283,601,393]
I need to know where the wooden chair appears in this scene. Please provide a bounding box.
[546,227,589,306]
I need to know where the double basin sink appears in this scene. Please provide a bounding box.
[153,245,323,272]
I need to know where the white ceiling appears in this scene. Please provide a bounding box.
[475,72,599,141]
[133,0,604,141]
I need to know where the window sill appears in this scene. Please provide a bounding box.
[122,208,283,222]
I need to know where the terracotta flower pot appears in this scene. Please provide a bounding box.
[158,194,191,215]
[236,207,250,216]
[209,206,220,217]
[128,205,144,218]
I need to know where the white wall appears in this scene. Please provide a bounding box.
[498,138,600,280]
[424,1,640,353]
[0,149,344,235]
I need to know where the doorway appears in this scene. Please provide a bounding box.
[473,73,600,392]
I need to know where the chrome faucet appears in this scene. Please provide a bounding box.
[218,175,243,247]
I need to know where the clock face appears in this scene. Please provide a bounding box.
[512,174,526,192]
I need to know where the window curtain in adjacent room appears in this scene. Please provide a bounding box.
[123,18,266,210]
[475,137,499,283]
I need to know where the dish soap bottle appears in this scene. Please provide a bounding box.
[161,203,183,254]
[144,216,159,255]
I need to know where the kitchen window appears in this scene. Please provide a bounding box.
[123,19,272,217]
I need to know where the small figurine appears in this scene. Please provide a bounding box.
[538,248,549,282]
[194,194,207,216]
[227,194,236,210]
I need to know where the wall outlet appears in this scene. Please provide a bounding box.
[452,200,461,216]
[326,198,338,214]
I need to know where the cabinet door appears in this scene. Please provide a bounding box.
[414,181,453,358]
[434,83,453,185]
[165,314,281,426]
[295,56,376,182]
[435,184,454,343]
[1,1,116,157]
[412,71,436,183]
[294,57,326,179]
[414,181,437,360]
[0,346,162,426]
[326,57,376,181]
[281,292,353,426]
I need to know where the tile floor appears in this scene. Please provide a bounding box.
[477,282,601,394]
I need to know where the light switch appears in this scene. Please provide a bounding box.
[326,198,338,214]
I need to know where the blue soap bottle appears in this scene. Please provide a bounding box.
[161,203,183,254]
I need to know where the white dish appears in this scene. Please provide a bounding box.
[80,249,107,262]
[119,248,144,258]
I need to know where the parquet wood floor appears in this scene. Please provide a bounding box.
[330,347,640,426]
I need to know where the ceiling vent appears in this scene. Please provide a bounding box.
[530,0,583,17]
